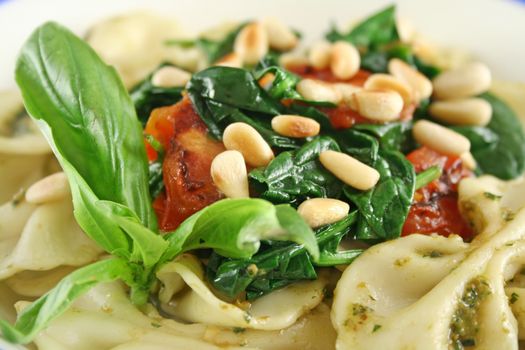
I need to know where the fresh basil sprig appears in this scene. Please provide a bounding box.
[1,22,320,344]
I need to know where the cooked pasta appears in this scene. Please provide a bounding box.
[1,5,525,350]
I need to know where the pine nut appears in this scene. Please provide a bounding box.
[308,41,332,69]
[319,150,380,190]
[25,172,70,204]
[388,58,432,103]
[432,62,492,100]
[412,120,471,156]
[210,150,249,198]
[332,83,362,103]
[234,22,269,65]
[429,98,492,126]
[296,79,341,104]
[271,115,320,138]
[349,90,404,122]
[298,198,350,228]
[215,53,243,68]
[330,41,360,80]
[460,152,477,170]
[364,73,413,106]
[262,17,298,51]
[151,66,191,88]
[223,122,274,167]
[279,53,309,68]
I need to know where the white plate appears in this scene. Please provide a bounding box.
[0,0,525,88]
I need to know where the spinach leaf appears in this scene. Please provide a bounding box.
[187,66,300,148]
[0,258,135,344]
[130,65,184,125]
[333,128,380,165]
[326,5,399,50]
[250,136,343,204]
[353,121,415,153]
[162,198,319,262]
[452,93,525,180]
[15,22,158,256]
[167,24,246,63]
[344,148,415,240]
[206,213,361,300]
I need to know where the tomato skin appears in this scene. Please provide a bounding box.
[146,97,225,231]
[402,147,474,240]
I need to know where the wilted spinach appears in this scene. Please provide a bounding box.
[207,213,361,300]
[250,137,343,204]
[452,93,525,180]
[344,148,415,240]
[130,65,184,125]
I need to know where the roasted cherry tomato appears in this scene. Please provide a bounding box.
[402,146,474,240]
[146,97,225,231]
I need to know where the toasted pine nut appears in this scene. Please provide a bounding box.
[262,17,298,51]
[388,58,432,103]
[279,53,309,68]
[298,198,350,228]
[330,41,360,80]
[308,41,332,69]
[432,62,492,100]
[211,150,250,198]
[271,115,320,138]
[296,79,341,104]
[234,23,269,65]
[215,53,243,68]
[364,74,413,106]
[332,83,362,103]
[349,90,404,122]
[151,66,191,88]
[319,150,380,190]
[25,172,70,204]
[223,122,274,167]
[412,120,470,156]
[460,152,477,170]
[429,98,492,126]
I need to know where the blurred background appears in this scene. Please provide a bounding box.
[0,0,524,88]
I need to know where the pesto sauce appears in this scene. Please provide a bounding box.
[449,277,491,350]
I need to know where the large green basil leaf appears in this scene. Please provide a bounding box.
[344,148,415,240]
[0,258,135,344]
[162,198,319,262]
[250,136,343,204]
[452,93,525,180]
[16,22,157,229]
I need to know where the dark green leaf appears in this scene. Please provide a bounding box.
[249,137,343,204]
[452,93,525,179]
[130,65,184,125]
[344,149,415,240]
[326,5,399,49]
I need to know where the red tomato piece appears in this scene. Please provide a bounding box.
[146,97,225,231]
[402,147,474,240]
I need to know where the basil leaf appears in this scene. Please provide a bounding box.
[0,258,135,344]
[452,93,525,180]
[15,23,157,234]
[162,198,319,262]
[130,65,184,125]
[344,149,415,240]
[250,136,343,203]
[206,213,359,300]
[326,5,399,49]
